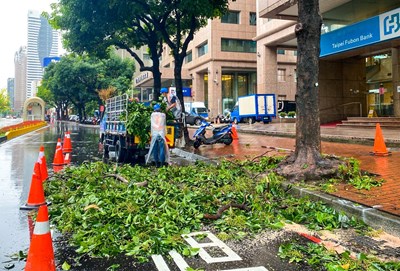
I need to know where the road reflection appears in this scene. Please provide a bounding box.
[0,121,101,269]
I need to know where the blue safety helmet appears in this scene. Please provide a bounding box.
[153,103,161,111]
[160,88,168,93]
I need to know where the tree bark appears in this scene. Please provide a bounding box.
[275,0,343,181]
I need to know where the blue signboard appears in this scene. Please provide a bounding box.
[321,7,400,57]
[43,56,61,67]
[182,87,191,97]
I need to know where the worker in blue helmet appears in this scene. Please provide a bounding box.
[160,88,182,120]
[146,103,169,167]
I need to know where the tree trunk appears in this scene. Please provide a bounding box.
[275,0,343,181]
[173,55,191,147]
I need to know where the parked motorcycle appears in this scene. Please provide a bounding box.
[193,121,233,149]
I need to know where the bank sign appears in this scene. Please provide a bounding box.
[321,7,400,57]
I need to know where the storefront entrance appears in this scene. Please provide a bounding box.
[366,53,393,117]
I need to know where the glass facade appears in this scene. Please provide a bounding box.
[221,38,256,53]
[221,72,256,112]
[198,42,208,57]
[221,11,240,24]
[321,0,399,33]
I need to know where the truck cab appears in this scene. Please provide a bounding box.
[184,102,209,123]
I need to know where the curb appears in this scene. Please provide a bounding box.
[173,147,400,237]
[284,184,400,237]
[236,127,400,147]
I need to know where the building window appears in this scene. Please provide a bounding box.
[221,38,256,53]
[294,50,298,56]
[278,69,286,82]
[294,69,297,82]
[185,50,192,63]
[221,11,240,24]
[277,49,285,55]
[198,42,208,57]
[249,12,257,26]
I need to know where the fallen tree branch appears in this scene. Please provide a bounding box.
[203,203,250,220]
[105,174,148,187]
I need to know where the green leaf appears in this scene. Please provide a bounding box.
[62,261,71,270]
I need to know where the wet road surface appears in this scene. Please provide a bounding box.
[2,121,399,270]
[0,121,101,270]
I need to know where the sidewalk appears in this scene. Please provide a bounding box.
[177,122,400,236]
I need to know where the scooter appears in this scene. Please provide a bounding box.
[193,120,233,149]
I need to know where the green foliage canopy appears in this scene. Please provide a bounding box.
[41,53,134,119]
[0,88,11,113]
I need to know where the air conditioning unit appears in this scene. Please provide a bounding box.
[149,94,153,100]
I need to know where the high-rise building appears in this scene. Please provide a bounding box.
[14,46,27,113]
[26,10,59,98]
[7,78,15,111]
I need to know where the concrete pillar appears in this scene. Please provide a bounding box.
[257,45,277,94]
[208,65,222,119]
[392,47,400,117]
[191,72,203,102]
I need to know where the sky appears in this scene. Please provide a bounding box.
[0,0,61,90]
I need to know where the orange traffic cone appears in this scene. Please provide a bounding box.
[20,162,47,210]
[63,131,72,153]
[371,123,391,156]
[64,152,71,165]
[37,146,48,182]
[52,138,66,166]
[231,124,239,140]
[25,205,56,271]
[28,212,35,240]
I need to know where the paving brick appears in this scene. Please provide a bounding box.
[188,123,400,217]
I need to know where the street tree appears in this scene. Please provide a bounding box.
[275,0,343,182]
[150,0,228,109]
[48,0,164,99]
[0,88,11,114]
[41,53,134,120]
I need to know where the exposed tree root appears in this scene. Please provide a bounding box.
[275,154,345,182]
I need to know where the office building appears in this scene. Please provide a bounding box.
[14,46,27,113]
[7,78,15,111]
[134,0,259,118]
[26,10,59,99]
[257,0,400,122]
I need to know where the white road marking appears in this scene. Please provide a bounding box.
[152,231,270,271]
[169,250,190,270]
[151,254,170,271]
[182,231,242,263]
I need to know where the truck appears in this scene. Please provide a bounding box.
[230,94,276,124]
[99,94,177,163]
[184,102,209,124]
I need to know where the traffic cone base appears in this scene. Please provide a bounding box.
[64,152,71,164]
[20,163,47,210]
[53,165,64,173]
[371,123,391,156]
[25,205,56,271]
